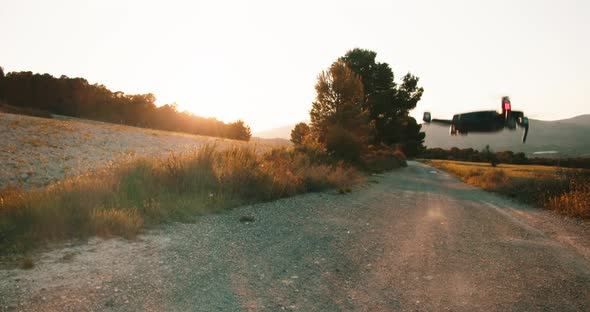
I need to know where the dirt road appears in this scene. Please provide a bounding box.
[2,161,589,311]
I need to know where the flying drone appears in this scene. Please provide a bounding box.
[423,96,529,143]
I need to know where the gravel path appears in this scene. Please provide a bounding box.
[0,113,263,190]
[1,161,589,311]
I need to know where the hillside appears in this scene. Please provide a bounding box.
[0,71,252,141]
[557,114,590,125]
[422,115,590,156]
[0,113,279,190]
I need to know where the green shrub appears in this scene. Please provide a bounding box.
[360,146,406,172]
[294,136,329,165]
[324,125,367,162]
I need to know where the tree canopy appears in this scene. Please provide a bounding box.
[0,69,251,141]
[310,61,367,140]
[290,122,310,145]
[340,48,425,155]
[299,49,427,159]
[309,61,369,161]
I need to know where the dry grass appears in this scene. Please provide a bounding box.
[543,173,590,219]
[463,169,509,189]
[23,137,47,147]
[0,144,363,254]
[90,208,143,239]
[425,160,590,220]
[426,159,571,179]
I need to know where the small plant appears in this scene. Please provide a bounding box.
[337,187,352,194]
[21,255,34,269]
[482,145,500,167]
[104,298,115,308]
[61,251,76,262]
[239,216,255,223]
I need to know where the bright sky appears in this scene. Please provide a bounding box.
[1,0,589,132]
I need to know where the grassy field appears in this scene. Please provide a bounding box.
[424,159,590,220]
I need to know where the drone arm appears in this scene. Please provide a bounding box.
[431,119,453,126]
[423,112,453,125]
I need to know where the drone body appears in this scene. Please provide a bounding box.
[423,96,529,143]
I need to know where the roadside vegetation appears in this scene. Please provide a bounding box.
[422,146,590,169]
[424,159,590,220]
[0,144,368,254]
[0,48,415,256]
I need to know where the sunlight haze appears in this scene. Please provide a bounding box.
[1,0,589,132]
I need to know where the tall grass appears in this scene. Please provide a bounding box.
[543,172,590,219]
[0,145,363,254]
[463,169,509,189]
[425,160,590,220]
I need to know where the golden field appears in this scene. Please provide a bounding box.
[424,159,590,220]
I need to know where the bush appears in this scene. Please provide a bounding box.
[360,146,407,173]
[468,169,508,188]
[215,147,272,200]
[294,136,330,165]
[290,122,310,145]
[324,125,367,162]
[544,172,590,219]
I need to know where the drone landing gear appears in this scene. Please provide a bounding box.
[450,125,468,136]
[517,117,529,143]
[450,125,457,136]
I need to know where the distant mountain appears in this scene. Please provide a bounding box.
[557,114,590,126]
[254,124,296,139]
[254,120,310,139]
[422,115,590,157]
[250,137,291,146]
